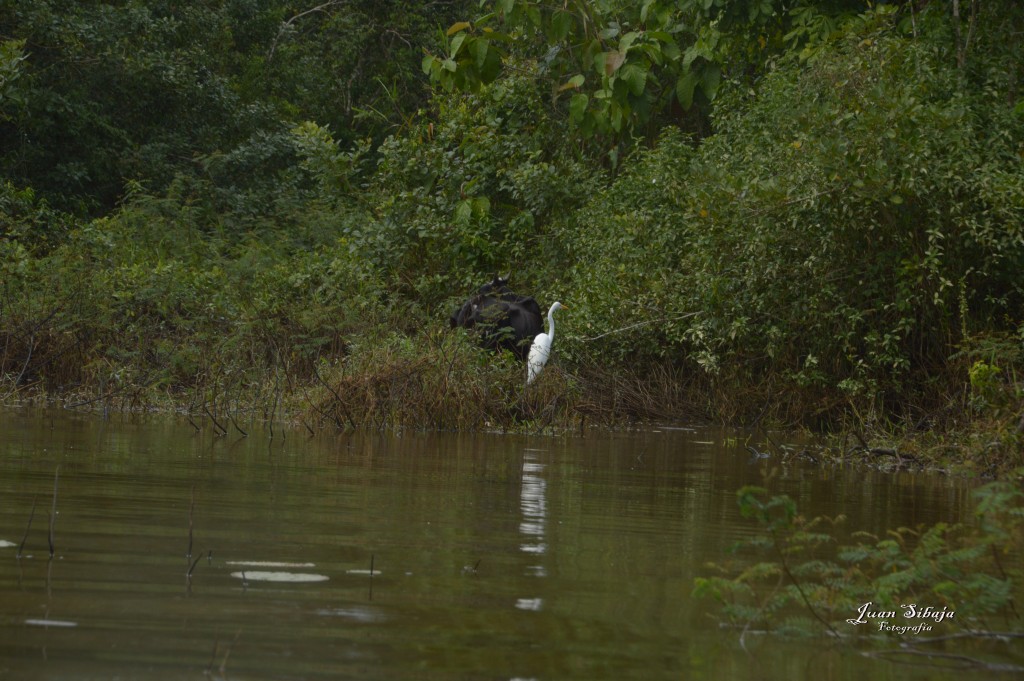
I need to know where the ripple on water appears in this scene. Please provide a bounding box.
[315,607,386,623]
[225,560,317,568]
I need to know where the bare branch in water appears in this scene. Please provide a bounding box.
[48,467,60,558]
[17,495,37,558]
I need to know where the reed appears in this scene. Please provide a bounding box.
[17,495,37,558]
[48,467,59,558]
[187,486,195,560]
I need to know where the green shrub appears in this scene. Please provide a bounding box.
[304,327,580,432]
[695,482,1024,637]
[0,196,386,411]
[558,22,1024,421]
[365,61,601,301]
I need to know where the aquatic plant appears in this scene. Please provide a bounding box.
[694,480,1024,662]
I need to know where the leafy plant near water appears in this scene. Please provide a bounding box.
[0,195,384,418]
[556,11,1024,425]
[303,327,581,433]
[694,482,1024,639]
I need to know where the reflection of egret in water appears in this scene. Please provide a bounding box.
[226,560,329,583]
[517,450,547,611]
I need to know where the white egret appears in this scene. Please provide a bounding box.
[526,302,567,385]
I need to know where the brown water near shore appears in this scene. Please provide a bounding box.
[0,410,987,680]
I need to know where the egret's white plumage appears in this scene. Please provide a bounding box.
[527,302,566,385]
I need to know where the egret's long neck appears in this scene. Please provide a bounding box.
[547,308,556,339]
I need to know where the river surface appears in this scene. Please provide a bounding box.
[0,409,1000,680]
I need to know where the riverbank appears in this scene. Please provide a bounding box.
[2,4,1021,477]
[3,313,1020,477]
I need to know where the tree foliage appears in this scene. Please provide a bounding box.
[1,0,1022,437]
[364,61,599,300]
[557,10,1024,416]
[423,0,888,148]
[0,0,472,215]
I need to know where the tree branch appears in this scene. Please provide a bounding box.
[267,1,343,62]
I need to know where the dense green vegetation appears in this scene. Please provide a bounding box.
[1,1,1022,469]
[695,483,1023,658]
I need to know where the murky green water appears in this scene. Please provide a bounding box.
[0,409,996,680]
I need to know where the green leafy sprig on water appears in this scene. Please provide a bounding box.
[695,480,1024,648]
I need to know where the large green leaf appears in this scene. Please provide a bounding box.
[676,70,698,109]
[619,63,648,96]
[470,37,489,69]
[551,11,573,42]
[569,93,589,122]
[450,33,467,58]
[700,63,721,101]
[480,46,502,83]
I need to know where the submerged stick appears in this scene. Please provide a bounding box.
[229,380,249,437]
[300,380,342,430]
[187,486,195,560]
[17,495,37,558]
[205,639,221,675]
[62,388,121,410]
[219,629,242,675]
[187,554,203,579]
[227,410,248,437]
[204,405,228,436]
[48,467,60,558]
[6,331,35,401]
[268,357,281,440]
[312,362,350,429]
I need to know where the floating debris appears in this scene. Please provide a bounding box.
[229,571,328,583]
[515,598,543,612]
[0,540,16,548]
[25,619,77,628]
[315,607,385,623]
